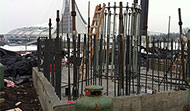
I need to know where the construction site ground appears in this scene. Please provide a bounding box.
[0,81,42,111]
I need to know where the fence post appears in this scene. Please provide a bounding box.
[0,63,4,90]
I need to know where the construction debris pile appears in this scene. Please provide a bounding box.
[0,48,37,84]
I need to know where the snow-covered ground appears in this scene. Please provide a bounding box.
[0,45,37,52]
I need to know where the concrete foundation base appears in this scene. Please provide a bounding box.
[33,67,190,111]
[33,68,75,111]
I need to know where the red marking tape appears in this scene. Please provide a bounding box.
[86,90,90,96]
[68,100,74,104]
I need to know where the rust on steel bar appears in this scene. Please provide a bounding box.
[119,2,124,89]
[178,8,185,86]
[71,0,78,99]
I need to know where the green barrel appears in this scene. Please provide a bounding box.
[76,85,113,111]
[0,63,4,90]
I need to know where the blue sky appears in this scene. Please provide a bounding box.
[0,0,189,34]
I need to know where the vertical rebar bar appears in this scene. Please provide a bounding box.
[178,8,185,87]
[119,2,124,91]
[93,35,97,85]
[106,2,111,96]
[67,34,71,100]
[99,35,103,86]
[87,1,90,86]
[55,10,61,99]
[81,34,86,95]
[152,37,155,90]
[158,40,161,92]
[177,40,180,88]
[117,36,121,96]
[111,2,116,78]
[90,34,93,85]
[175,41,177,89]
[145,35,149,93]
[77,34,80,97]
[52,39,55,87]
[71,0,77,100]
[187,30,190,85]
[114,36,117,96]
[170,39,173,90]
[128,11,132,95]
[166,41,168,91]
[136,7,141,94]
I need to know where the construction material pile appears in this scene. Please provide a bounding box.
[0,48,37,84]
